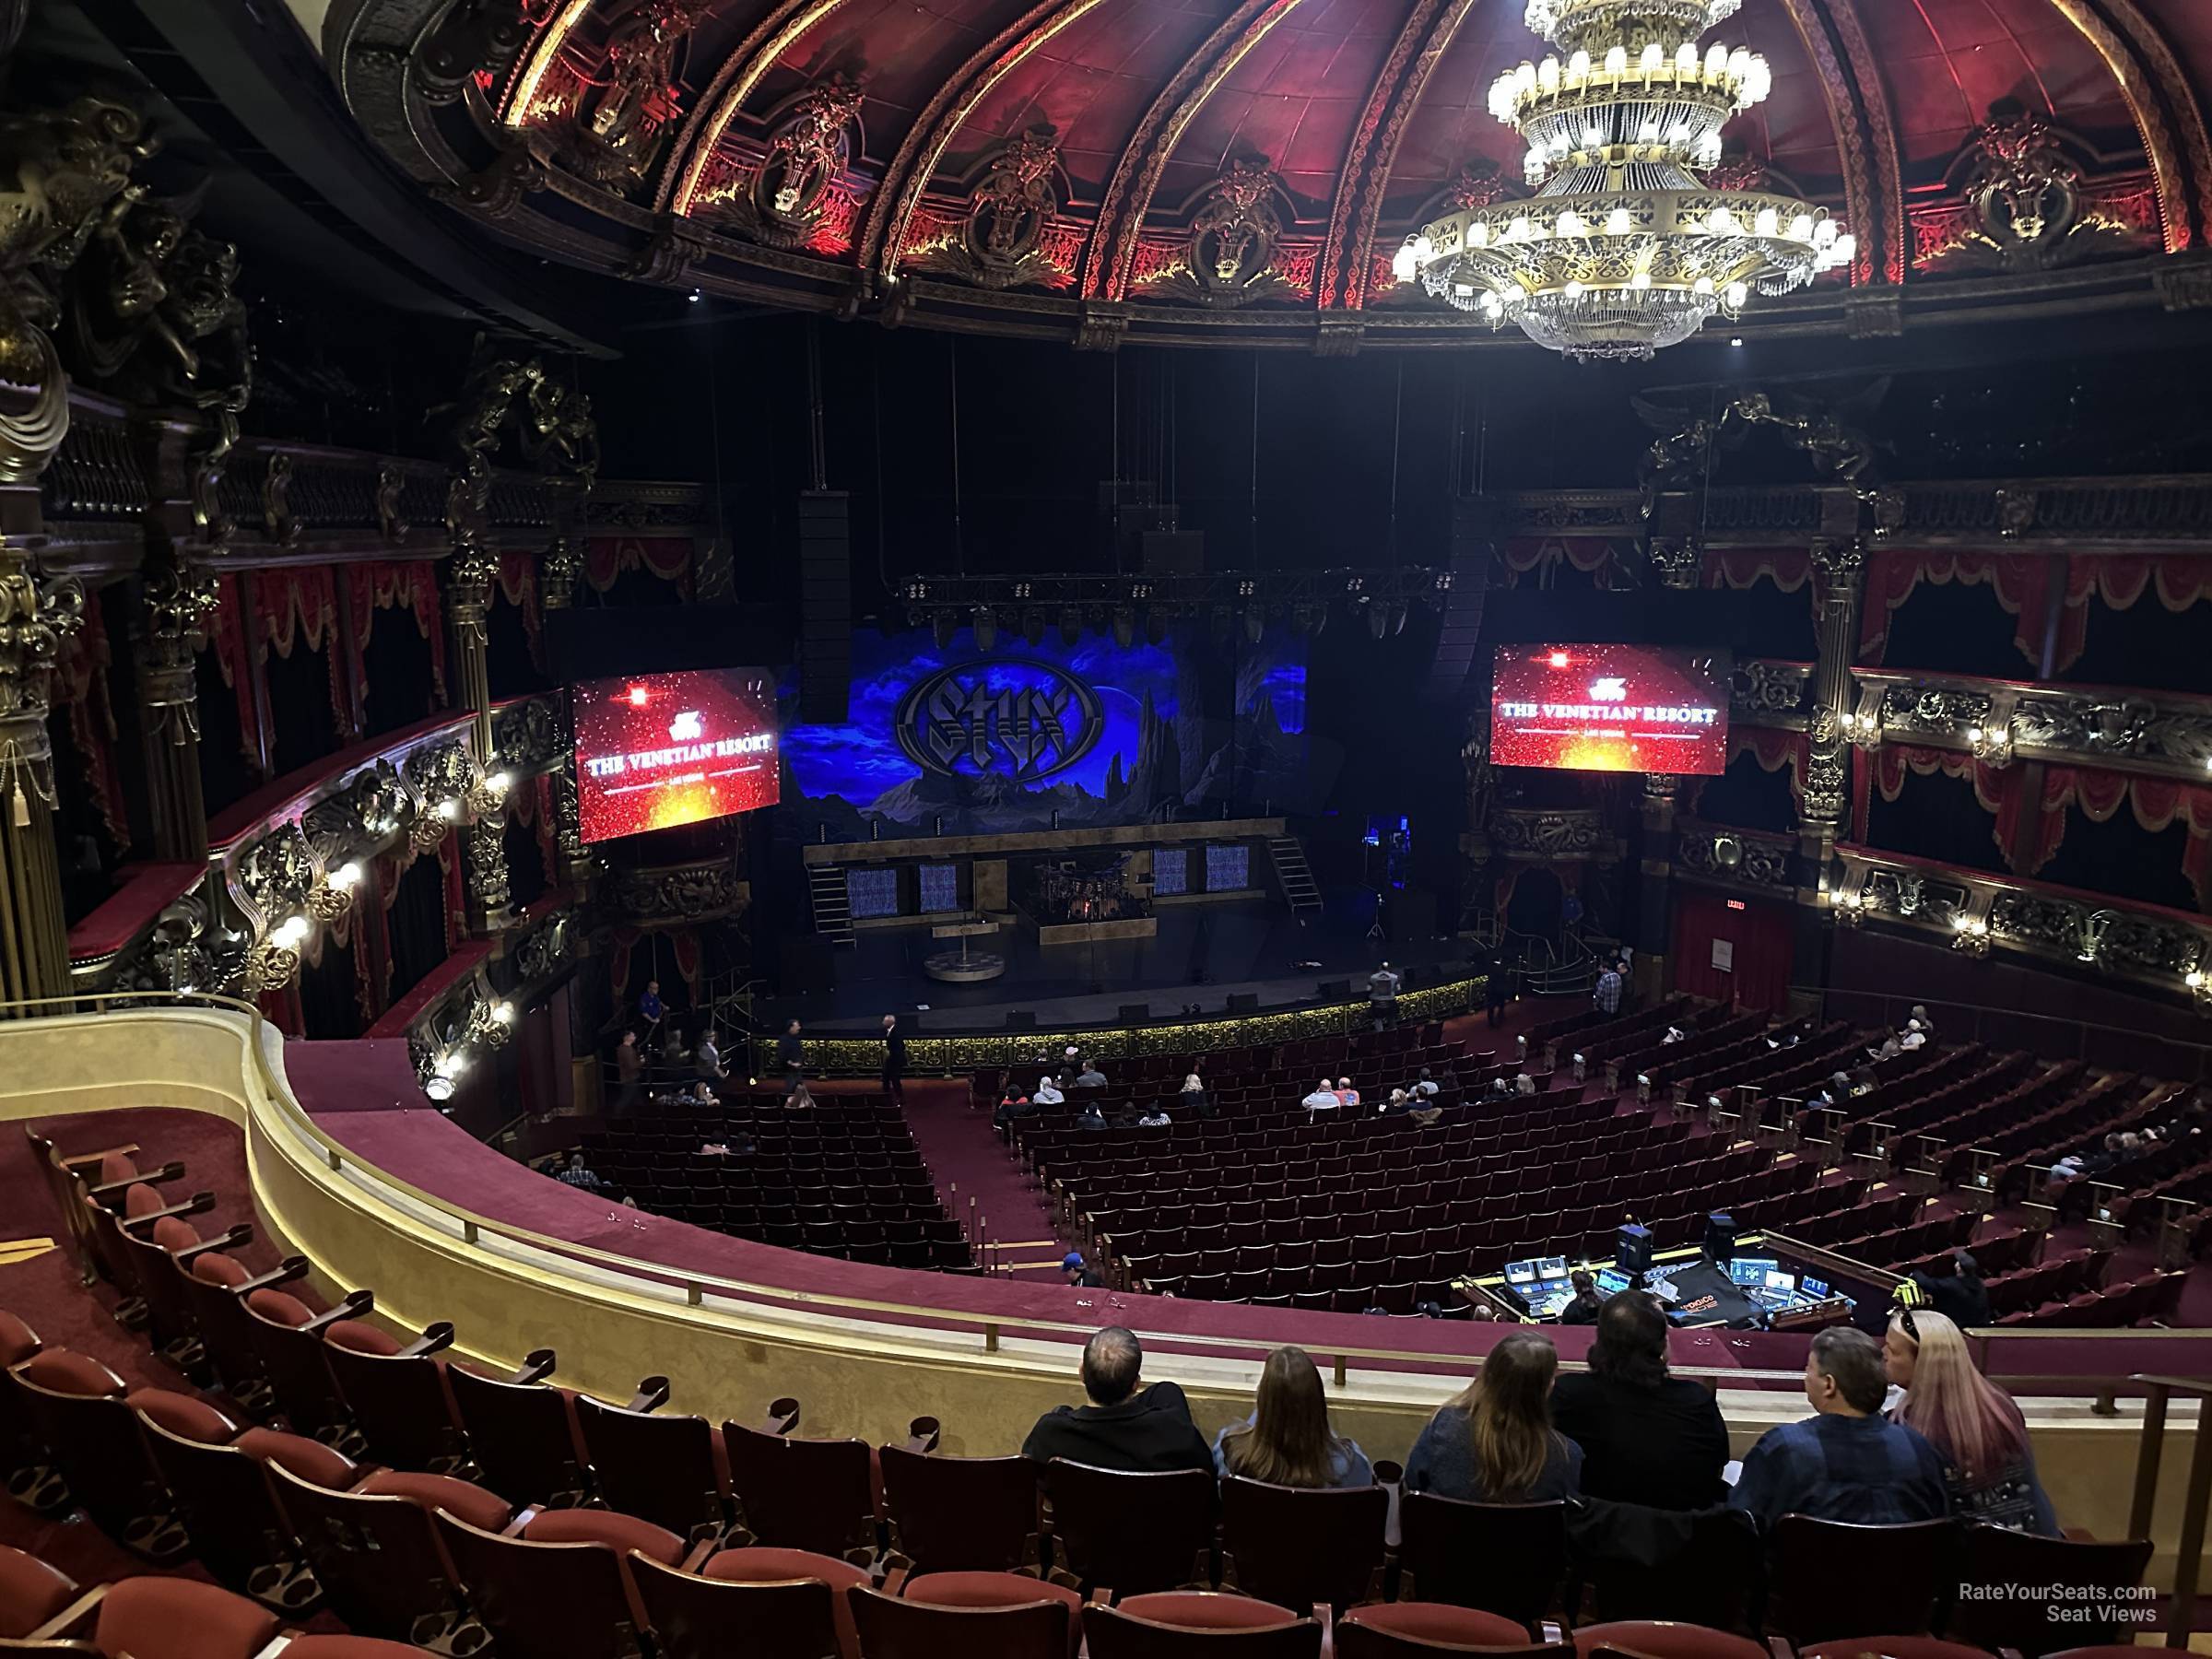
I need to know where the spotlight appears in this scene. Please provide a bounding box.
[1112,605,1135,649]
[1366,601,1386,641]
[1146,606,1171,647]
[330,862,363,891]
[972,606,997,651]
[1023,608,1046,647]
[1243,603,1265,644]
[1059,606,1082,647]
[933,609,958,651]
[1389,601,1408,636]
[423,1075,455,1102]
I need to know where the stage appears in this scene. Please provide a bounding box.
[760,884,1472,1035]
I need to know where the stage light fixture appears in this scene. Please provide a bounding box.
[1112,605,1135,648]
[1024,608,1047,646]
[1210,606,1233,645]
[973,605,997,650]
[1390,601,1409,636]
[933,609,959,651]
[1059,606,1083,647]
[1243,603,1265,644]
[1146,606,1171,647]
[1367,601,1387,641]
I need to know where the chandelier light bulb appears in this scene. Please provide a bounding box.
[1525,147,1548,183]
[1692,275,1715,294]
[1567,49,1591,81]
[1753,206,1779,237]
[1640,41,1663,73]
[1630,269,1652,288]
[1556,209,1586,237]
[1724,279,1749,308]
[1813,218,1838,248]
[1563,279,1585,299]
[1789,212,1815,241]
[1537,55,1560,91]
[1508,214,1532,241]
[1705,42,1728,76]
[1707,206,1737,233]
[1726,47,1750,80]
[1606,206,1632,235]
[1676,41,1699,72]
[1515,60,1537,93]
[1468,221,1489,247]
[1393,241,1418,281]
[1604,44,1627,74]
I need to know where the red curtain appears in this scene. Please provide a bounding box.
[2028,765,2212,906]
[59,598,128,853]
[1859,742,2020,865]
[1859,550,2054,669]
[346,561,449,708]
[208,574,259,763]
[1493,861,1581,916]
[1671,888,1794,1014]
[253,567,348,738]
[2056,554,2212,676]
[1498,538,1622,583]
[1728,727,1808,815]
[583,535,694,596]
[1703,547,1812,593]
[497,551,547,671]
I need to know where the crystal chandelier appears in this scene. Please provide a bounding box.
[1393,0,1855,359]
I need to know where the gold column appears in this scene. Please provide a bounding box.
[134,555,220,862]
[0,547,84,1001]
[1801,539,1865,866]
[538,537,596,895]
[444,536,509,933]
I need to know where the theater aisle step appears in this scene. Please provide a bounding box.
[894,1077,1066,1272]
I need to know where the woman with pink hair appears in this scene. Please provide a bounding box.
[1885,1306,2056,1534]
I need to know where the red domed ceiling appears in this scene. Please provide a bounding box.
[329,0,2212,346]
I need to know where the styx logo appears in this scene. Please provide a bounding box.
[894,660,1104,782]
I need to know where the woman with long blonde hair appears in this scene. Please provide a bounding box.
[1885,1306,2056,1534]
[1214,1347,1372,1488]
[1404,1332,1583,1502]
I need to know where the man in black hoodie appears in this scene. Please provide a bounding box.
[1020,1327,1214,1474]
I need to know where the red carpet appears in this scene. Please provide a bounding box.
[894,1079,1068,1277]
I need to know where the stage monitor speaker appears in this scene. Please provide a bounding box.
[1703,1211,1738,1266]
[1118,1003,1150,1023]
[781,933,834,996]
[1425,502,1492,704]
[798,490,851,723]
[1317,979,1351,1000]
[1226,992,1258,1013]
[1616,1223,1654,1276]
[1005,1011,1036,1030]
[1388,887,1439,943]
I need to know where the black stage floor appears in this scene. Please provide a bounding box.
[759,886,1472,1035]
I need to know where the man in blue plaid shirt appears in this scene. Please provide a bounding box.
[1593,960,1623,1016]
[1731,1326,1950,1527]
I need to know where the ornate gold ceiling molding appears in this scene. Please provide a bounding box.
[2043,0,2212,254]
[656,0,853,215]
[1320,0,1483,311]
[856,0,1112,283]
[1080,0,1312,303]
[1777,0,1903,287]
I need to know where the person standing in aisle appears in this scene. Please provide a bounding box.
[880,1012,908,1101]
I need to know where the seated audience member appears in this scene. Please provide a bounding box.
[1849,1066,1878,1096]
[1215,1346,1373,1489]
[1412,1067,1440,1098]
[1405,1332,1583,1502]
[1908,1250,1990,1327]
[1556,1270,1603,1326]
[1909,1004,1935,1038]
[1303,1078,1342,1112]
[1076,1058,1109,1088]
[786,1081,816,1111]
[1661,1025,1687,1045]
[1074,1101,1107,1132]
[1022,1327,1214,1474]
[551,1150,608,1193]
[1885,1308,2056,1535]
[1335,1076,1361,1108]
[1730,1326,1949,1527]
[2050,1147,2088,1180]
[1900,1019,1927,1051]
[1381,1088,1411,1116]
[1868,1031,1902,1062]
[994,1087,1034,1132]
[1062,1252,1107,1288]
[1551,1291,1728,1509]
[1136,1102,1171,1126]
[1035,1073,1065,1106]
[1514,1072,1536,1096]
[1181,1070,1206,1095]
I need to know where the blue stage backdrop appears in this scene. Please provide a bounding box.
[782,623,1308,837]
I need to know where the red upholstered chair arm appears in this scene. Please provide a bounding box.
[508,1347,556,1385]
[175,1225,253,1265]
[56,1143,137,1171]
[764,1396,801,1435]
[878,1565,908,1595]
[121,1190,218,1231]
[626,1375,672,1414]
[396,1322,456,1360]
[29,1585,107,1640]
[902,1417,941,1453]
[300,1290,376,1336]
[1766,1642,1793,1659]
[680,1537,719,1573]
[234,1256,311,1297]
[88,1159,184,1202]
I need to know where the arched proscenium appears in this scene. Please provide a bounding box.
[1775,0,1902,287]
[2042,0,2212,253]
[657,0,853,216]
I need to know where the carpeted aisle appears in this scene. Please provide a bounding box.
[894,1077,1069,1277]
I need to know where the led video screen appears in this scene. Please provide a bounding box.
[1491,644,1730,775]
[573,668,778,843]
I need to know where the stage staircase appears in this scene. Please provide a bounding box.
[1267,837,1323,914]
[807,866,855,945]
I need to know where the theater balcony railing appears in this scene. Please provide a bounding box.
[66,693,572,1006]
[1828,845,2212,1007]
[35,386,706,574]
[1675,818,1800,898]
[1486,473,2212,552]
[1731,660,1815,730]
[1847,670,2212,785]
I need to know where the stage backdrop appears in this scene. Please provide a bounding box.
[782,622,1308,837]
